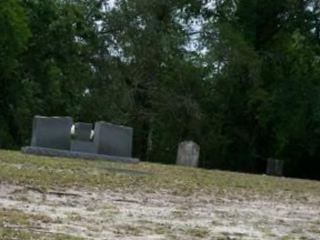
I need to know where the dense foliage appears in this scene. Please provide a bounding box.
[1,0,320,179]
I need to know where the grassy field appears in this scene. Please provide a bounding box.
[0,150,320,239]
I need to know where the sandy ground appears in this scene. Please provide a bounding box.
[1,183,320,240]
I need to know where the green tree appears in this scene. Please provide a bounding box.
[15,0,100,145]
[89,0,203,162]
[202,0,320,177]
[0,0,30,148]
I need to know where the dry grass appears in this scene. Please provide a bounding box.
[0,208,83,239]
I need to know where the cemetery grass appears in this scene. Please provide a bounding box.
[0,150,319,195]
[0,150,320,239]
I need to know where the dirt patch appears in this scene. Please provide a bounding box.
[1,183,319,239]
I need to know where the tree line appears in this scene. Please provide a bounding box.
[1,0,320,179]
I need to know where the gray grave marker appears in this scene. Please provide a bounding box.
[71,140,97,153]
[74,122,92,141]
[266,158,284,176]
[94,121,133,157]
[31,116,73,150]
[71,122,96,153]
[176,141,200,167]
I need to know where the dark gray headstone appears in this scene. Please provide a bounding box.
[266,158,284,176]
[176,141,200,167]
[94,121,133,157]
[74,122,92,141]
[31,116,73,150]
[71,140,97,153]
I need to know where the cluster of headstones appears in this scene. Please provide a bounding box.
[31,116,133,157]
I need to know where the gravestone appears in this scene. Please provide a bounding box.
[266,158,284,176]
[94,121,133,157]
[70,140,97,153]
[31,116,73,150]
[176,141,200,167]
[74,122,93,141]
[71,122,96,153]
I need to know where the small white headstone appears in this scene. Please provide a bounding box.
[176,141,200,167]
